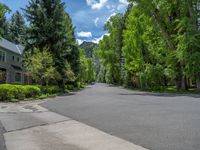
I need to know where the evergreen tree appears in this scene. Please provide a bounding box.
[24,0,79,89]
[64,13,80,78]
[9,11,26,44]
[0,3,10,39]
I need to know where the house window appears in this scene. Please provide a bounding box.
[15,72,22,82]
[0,51,6,62]
[17,57,20,62]
[13,56,15,61]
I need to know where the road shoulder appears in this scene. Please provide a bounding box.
[1,101,148,150]
[0,121,6,150]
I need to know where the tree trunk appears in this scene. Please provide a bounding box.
[175,62,183,91]
[176,76,182,91]
[181,76,187,91]
[196,75,200,91]
[163,75,168,86]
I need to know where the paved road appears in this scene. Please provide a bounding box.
[0,121,6,150]
[42,83,200,150]
[0,99,147,150]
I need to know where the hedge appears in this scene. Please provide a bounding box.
[0,83,83,102]
[0,84,61,102]
[0,84,41,101]
[36,85,62,94]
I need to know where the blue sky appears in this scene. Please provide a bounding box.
[0,0,128,44]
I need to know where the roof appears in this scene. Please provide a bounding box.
[0,38,24,55]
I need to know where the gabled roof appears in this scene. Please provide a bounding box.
[0,38,24,55]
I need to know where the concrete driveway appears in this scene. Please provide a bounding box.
[41,83,200,150]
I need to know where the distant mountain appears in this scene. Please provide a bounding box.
[80,41,97,58]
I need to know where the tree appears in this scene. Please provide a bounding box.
[95,14,125,85]
[64,13,80,77]
[24,0,79,89]
[95,0,200,91]
[9,11,26,44]
[0,4,5,20]
[0,3,10,38]
[79,49,95,83]
[0,4,4,38]
[25,48,59,86]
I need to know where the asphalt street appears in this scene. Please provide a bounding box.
[0,120,6,150]
[0,99,147,150]
[42,83,200,150]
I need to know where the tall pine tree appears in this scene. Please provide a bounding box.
[9,11,26,44]
[24,0,79,89]
[0,3,10,39]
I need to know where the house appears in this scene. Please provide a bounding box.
[0,38,31,84]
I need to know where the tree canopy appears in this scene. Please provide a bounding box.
[95,0,200,91]
[24,0,80,89]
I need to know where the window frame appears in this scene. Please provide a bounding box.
[0,50,6,62]
[15,71,22,83]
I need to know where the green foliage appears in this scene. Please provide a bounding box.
[79,49,95,83]
[94,13,125,85]
[24,0,79,89]
[37,85,61,94]
[0,4,5,22]
[80,41,97,58]
[95,0,200,91]
[24,48,59,85]
[8,11,27,44]
[0,84,65,102]
[0,84,41,101]
[22,85,41,98]
[0,3,10,38]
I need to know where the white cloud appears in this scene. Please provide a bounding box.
[77,31,92,38]
[119,0,129,5]
[118,0,128,10]
[86,0,96,5]
[86,0,108,10]
[94,17,99,26]
[77,33,110,45]
[91,33,110,44]
[117,4,127,10]
[77,39,84,45]
[106,12,117,22]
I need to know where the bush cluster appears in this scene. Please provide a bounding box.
[0,83,85,102]
[0,84,61,102]
[37,85,62,94]
[0,84,41,102]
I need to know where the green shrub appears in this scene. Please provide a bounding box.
[13,85,25,100]
[65,84,75,91]
[23,86,41,98]
[0,84,15,101]
[37,85,61,94]
[80,83,86,88]
[0,84,41,102]
[0,83,78,102]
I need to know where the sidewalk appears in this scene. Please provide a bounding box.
[0,120,6,150]
[0,100,148,150]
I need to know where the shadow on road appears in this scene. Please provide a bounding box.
[57,86,93,97]
[119,92,200,98]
